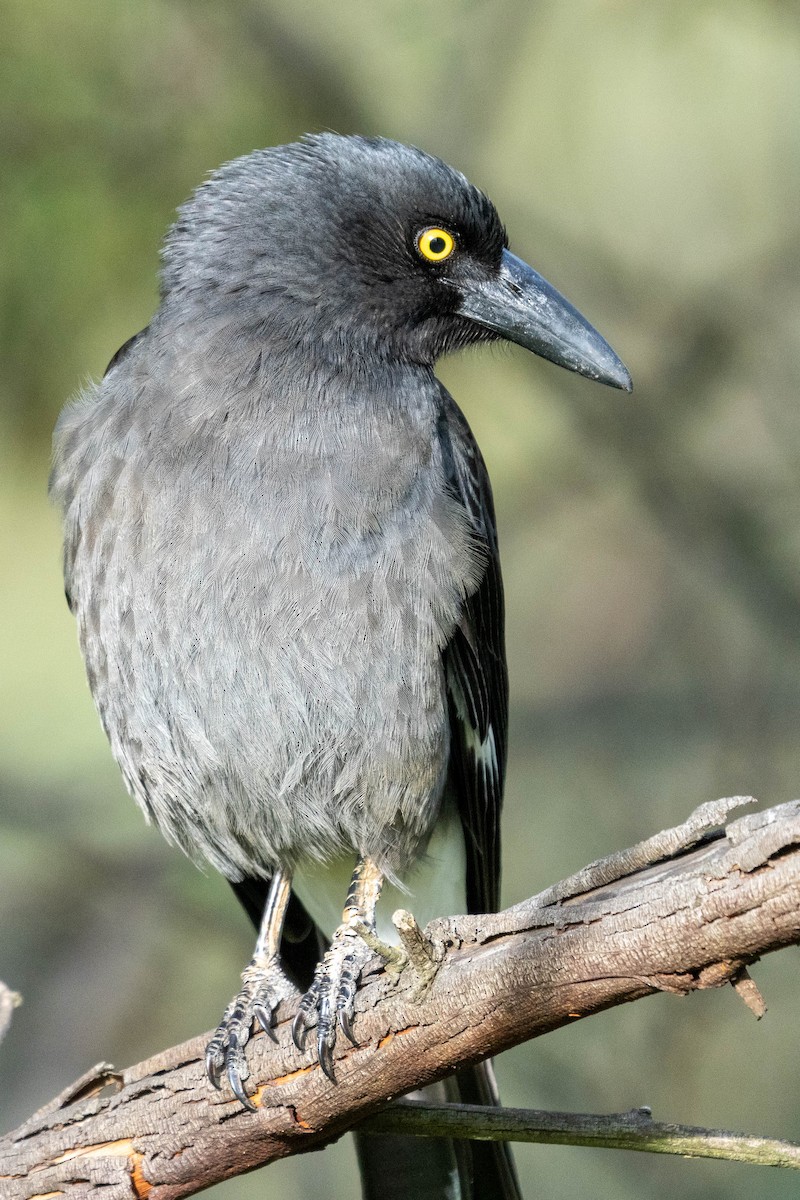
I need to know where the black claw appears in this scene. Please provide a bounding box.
[205,1049,223,1089]
[254,1002,278,1042]
[228,1063,256,1112]
[318,1034,336,1082]
[338,1008,358,1048]
[292,1010,309,1051]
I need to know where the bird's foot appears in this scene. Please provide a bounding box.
[291,916,395,1080]
[205,954,297,1110]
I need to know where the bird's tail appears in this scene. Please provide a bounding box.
[353,1061,522,1200]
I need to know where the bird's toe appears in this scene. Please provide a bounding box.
[291,982,319,1051]
[293,919,376,1076]
[205,954,295,1108]
[226,1050,256,1111]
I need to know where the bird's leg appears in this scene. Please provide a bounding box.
[205,869,297,1110]
[292,856,389,1081]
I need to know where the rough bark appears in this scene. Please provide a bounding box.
[3,796,800,1199]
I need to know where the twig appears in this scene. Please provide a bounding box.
[362,1100,800,1169]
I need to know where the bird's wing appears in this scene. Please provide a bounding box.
[437,390,522,1200]
[438,388,508,916]
[103,326,149,376]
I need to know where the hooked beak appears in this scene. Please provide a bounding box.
[457,248,632,391]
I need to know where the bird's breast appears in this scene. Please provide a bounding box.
[54,373,485,878]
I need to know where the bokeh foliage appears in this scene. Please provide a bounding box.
[2,2,800,1197]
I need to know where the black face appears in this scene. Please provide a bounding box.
[162,134,631,388]
[329,145,510,362]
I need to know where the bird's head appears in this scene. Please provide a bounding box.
[160,133,630,389]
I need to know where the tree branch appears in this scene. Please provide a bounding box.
[3,796,800,1199]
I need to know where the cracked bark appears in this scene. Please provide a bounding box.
[2,796,800,1199]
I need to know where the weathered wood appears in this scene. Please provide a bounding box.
[2,797,799,1199]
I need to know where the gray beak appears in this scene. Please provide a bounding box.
[458,248,632,391]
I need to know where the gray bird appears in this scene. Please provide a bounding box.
[51,134,630,1199]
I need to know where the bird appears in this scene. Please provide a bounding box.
[50,133,631,1199]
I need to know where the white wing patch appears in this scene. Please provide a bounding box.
[447,667,499,784]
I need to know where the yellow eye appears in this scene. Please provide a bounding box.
[416,227,455,263]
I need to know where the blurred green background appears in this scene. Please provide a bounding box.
[2,1,800,1196]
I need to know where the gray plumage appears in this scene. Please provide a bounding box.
[51,137,495,888]
[52,132,630,1199]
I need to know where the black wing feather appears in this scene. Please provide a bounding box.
[103,326,149,377]
[439,390,508,916]
[438,397,521,1200]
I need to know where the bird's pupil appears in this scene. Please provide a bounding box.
[429,236,446,254]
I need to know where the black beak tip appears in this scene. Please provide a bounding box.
[606,359,633,393]
[575,342,632,393]
[580,326,632,392]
